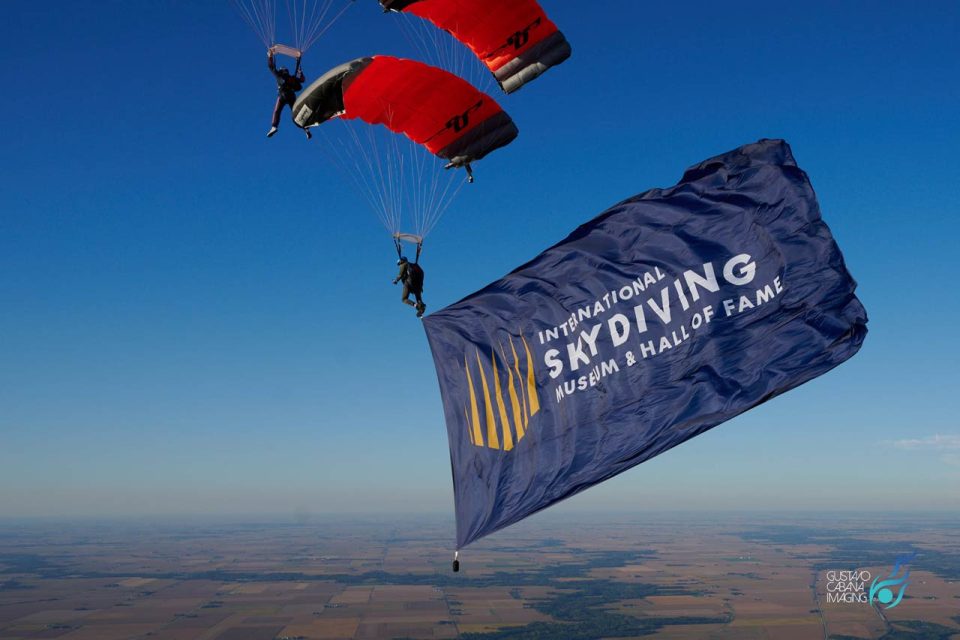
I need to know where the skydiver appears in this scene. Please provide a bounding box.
[444,161,475,183]
[393,256,427,318]
[267,48,311,140]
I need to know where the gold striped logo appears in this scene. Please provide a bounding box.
[462,336,540,451]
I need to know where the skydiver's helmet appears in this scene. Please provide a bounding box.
[397,256,408,266]
[277,67,290,77]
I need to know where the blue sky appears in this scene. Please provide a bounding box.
[1,1,958,519]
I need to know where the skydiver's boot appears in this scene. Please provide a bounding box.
[267,126,278,138]
[416,302,426,318]
[465,163,475,184]
[304,128,312,140]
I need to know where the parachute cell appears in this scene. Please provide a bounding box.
[293,56,518,167]
[380,0,572,93]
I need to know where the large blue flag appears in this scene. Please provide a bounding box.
[423,140,867,549]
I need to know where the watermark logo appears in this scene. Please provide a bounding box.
[823,553,916,608]
[825,569,871,603]
[868,553,915,610]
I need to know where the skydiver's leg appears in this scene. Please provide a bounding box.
[271,97,286,126]
[414,290,426,317]
[402,284,416,307]
[279,93,311,140]
[268,96,284,137]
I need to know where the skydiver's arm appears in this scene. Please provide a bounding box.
[267,49,280,78]
[295,56,303,79]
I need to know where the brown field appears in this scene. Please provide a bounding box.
[0,513,958,639]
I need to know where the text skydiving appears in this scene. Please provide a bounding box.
[545,254,786,402]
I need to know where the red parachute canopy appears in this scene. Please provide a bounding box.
[380,0,571,93]
[293,56,518,167]
[343,57,501,156]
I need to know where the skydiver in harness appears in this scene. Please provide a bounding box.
[393,256,427,318]
[267,48,311,140]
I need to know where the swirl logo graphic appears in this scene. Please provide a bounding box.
[868,553,915,609]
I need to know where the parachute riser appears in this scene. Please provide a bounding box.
[393,233,424,263]
[393,240,423,263]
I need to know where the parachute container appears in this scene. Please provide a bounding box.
[380,0,572,93]
[423,140,867,549]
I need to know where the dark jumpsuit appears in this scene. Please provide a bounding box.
[396,262,425,307]
[269,56,305,129]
